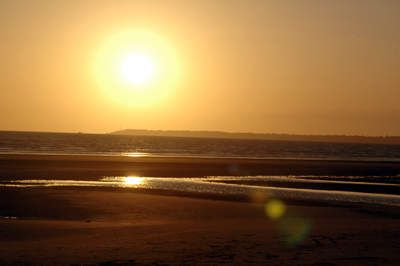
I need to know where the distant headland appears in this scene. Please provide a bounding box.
[108,129,400,145]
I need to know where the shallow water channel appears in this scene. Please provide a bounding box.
[2,176,400,206]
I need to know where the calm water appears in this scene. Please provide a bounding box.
[2,176,400,206]
[1,131,400,161]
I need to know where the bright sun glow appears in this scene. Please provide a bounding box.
[122,55,153,84]
[94,30,180,108]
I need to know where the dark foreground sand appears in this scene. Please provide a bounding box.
[1,154,400,265]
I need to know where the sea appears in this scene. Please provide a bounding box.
[1,130,400,161]
[1,130,400,207]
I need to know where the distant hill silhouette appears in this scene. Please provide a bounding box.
[108,129,400,145]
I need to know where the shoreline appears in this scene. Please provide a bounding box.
[2,151,400,162]
[3,129,400,145]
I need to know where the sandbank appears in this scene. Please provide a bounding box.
[1,153,400,180]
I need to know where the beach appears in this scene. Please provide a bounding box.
[1,154,400,265]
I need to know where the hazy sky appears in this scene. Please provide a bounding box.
[1,0,400,136]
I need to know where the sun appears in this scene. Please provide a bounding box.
[94,30,181,108]
[122,55,153,84]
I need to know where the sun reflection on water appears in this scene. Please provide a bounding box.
[124,176,143,185]
[123,152,148,157]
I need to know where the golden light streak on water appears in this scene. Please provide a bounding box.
[124,176,143,185]
[123,152,148,157]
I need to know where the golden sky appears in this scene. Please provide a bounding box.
[1,0,400,136]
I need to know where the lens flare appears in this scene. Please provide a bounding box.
[264,198,313,247]
[279,213,313,247]
[265,199,286,220]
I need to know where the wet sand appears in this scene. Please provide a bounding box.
[1,154,400,265]
[2,154,400,180]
